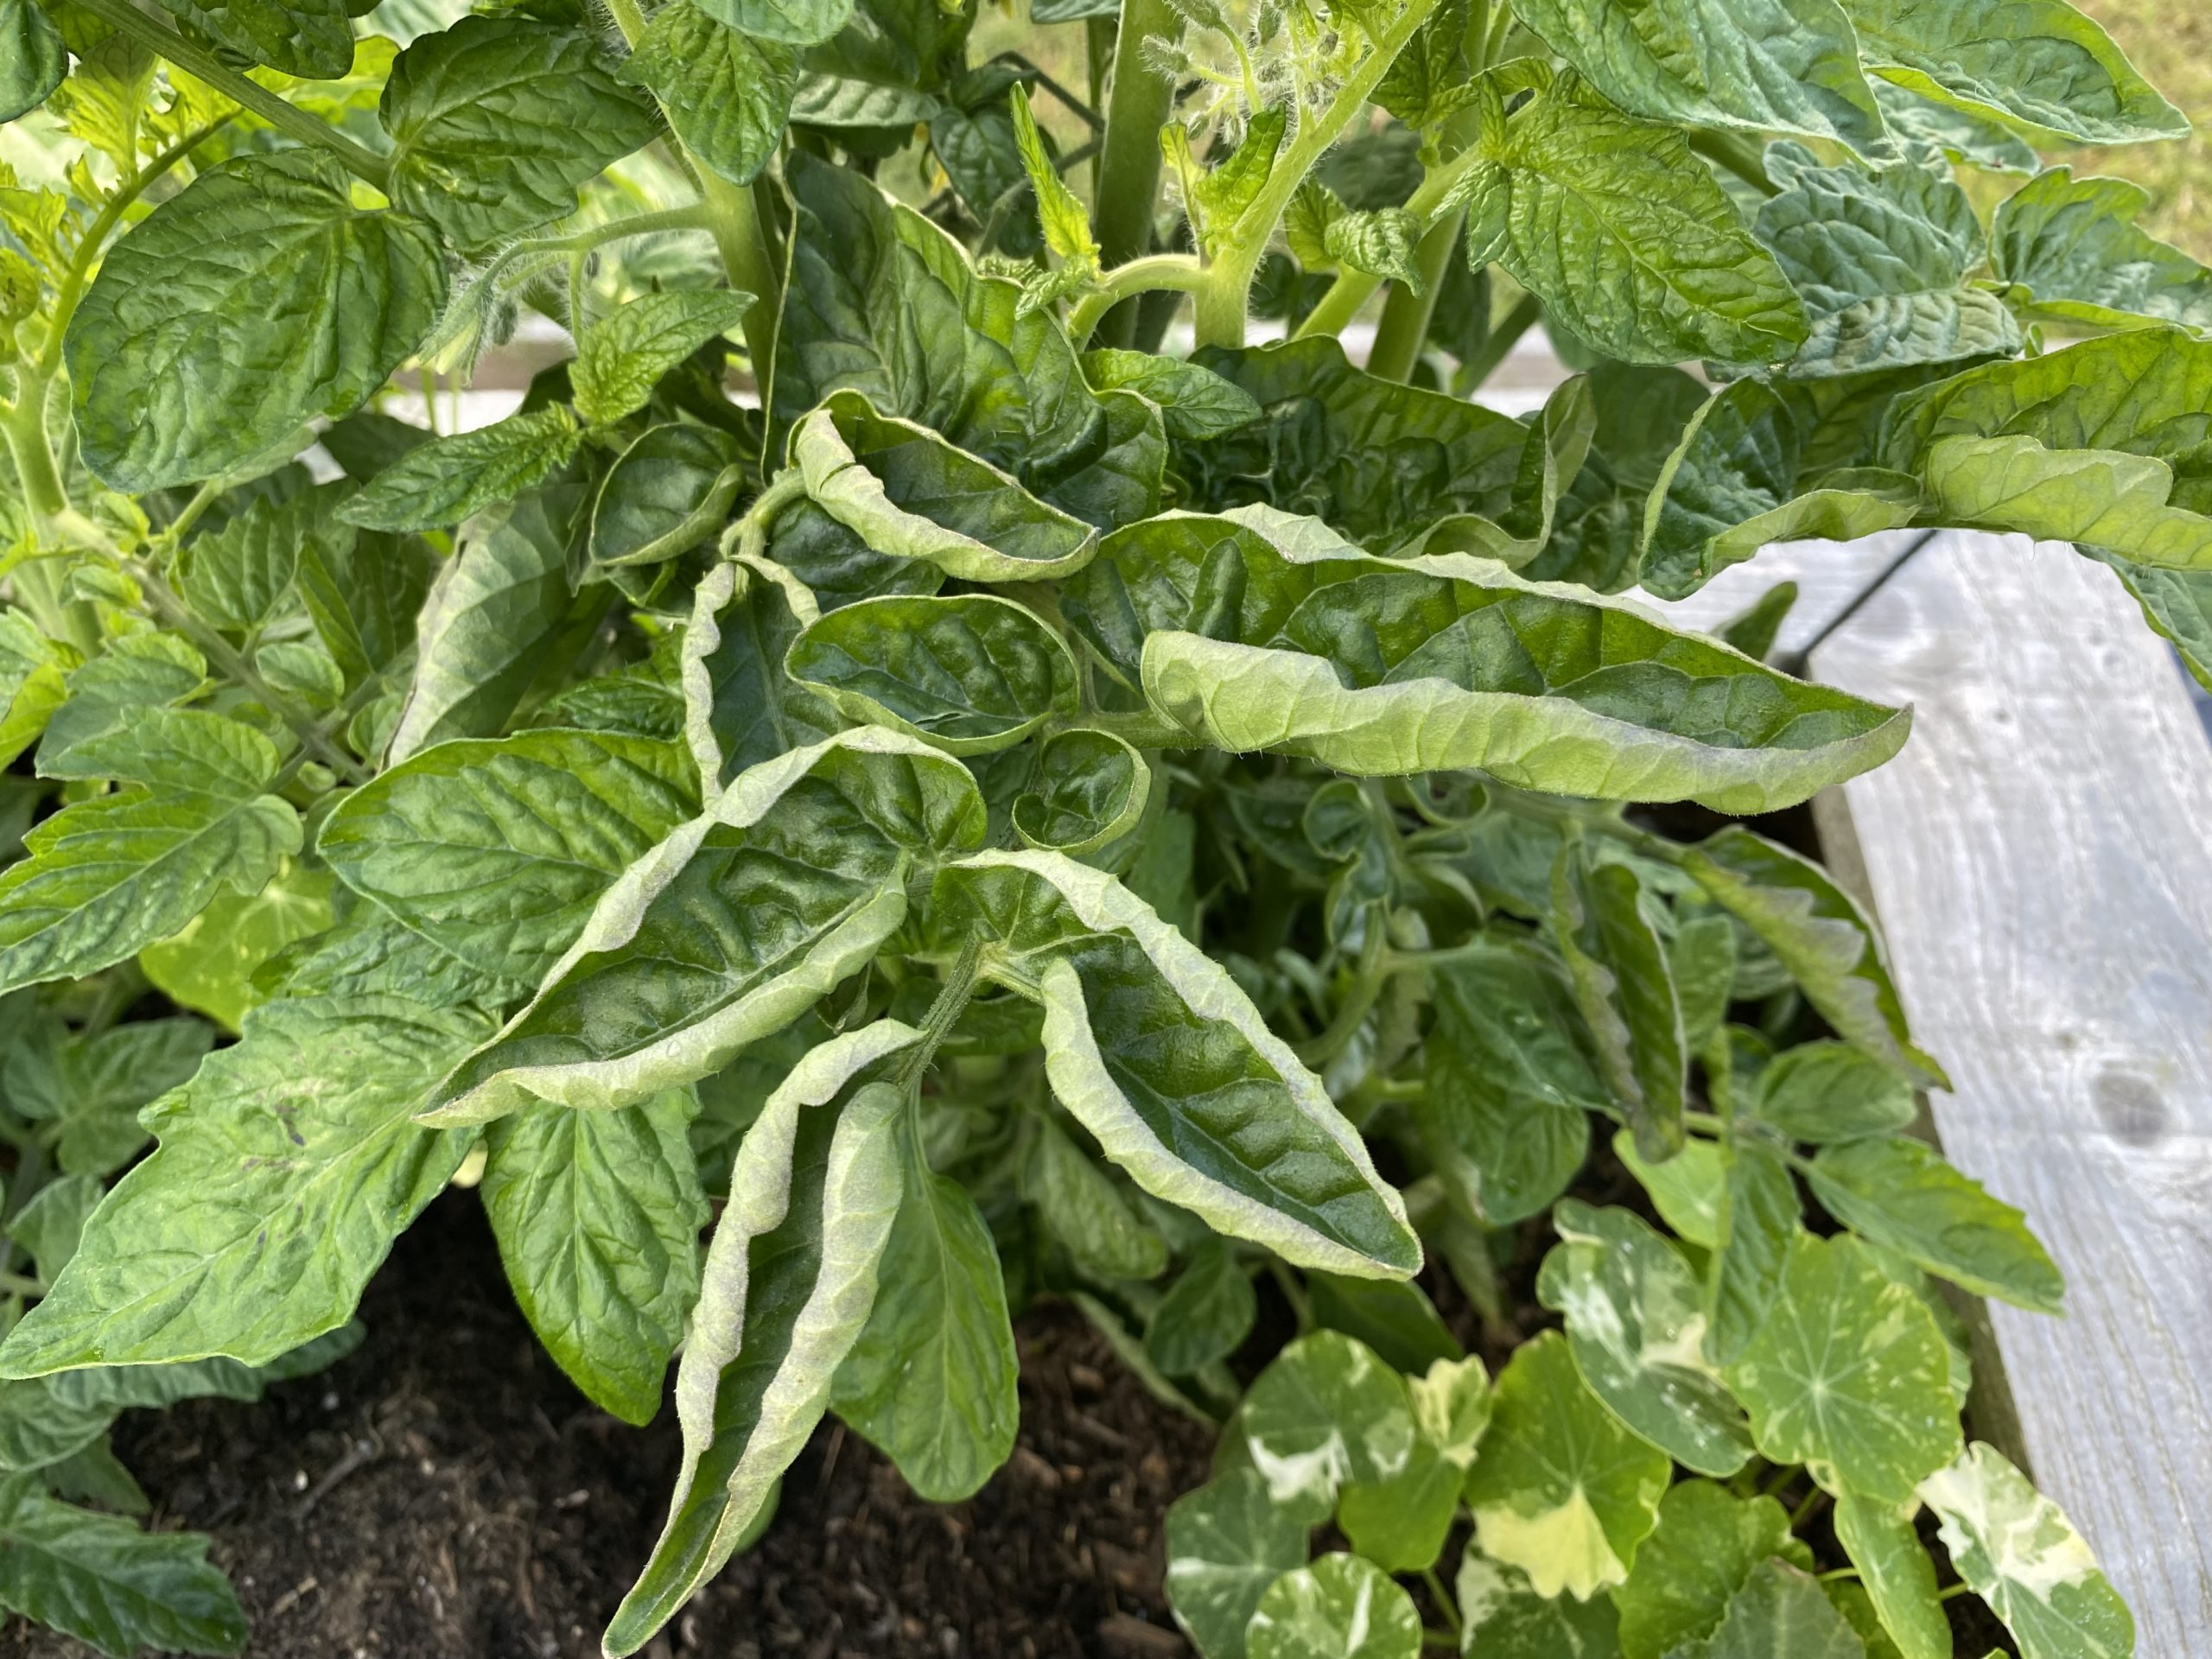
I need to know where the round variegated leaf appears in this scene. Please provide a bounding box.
[1238,1331,1414,1510]
[1245,1554,1420,1659]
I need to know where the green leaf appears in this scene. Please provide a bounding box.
[336,407,583,535]
[1804,1135,2063,1312]
[694,0,850,44]
[606,1023,912,1658]
[1993,168,2212,334]
[0,709,302,995]
[1164,1468,1316,1659]
[1685,1558,1867,1659]
[1552,853,1687,1163]
[424,729,986,1123]
[1923,433,2212,569]
[681,552,842,792]
[296,525,435,693]
[1107,506,1907,811]
[830,1106,1020,1501]
[573,290,757,429]
[1917,1443,2133,1659]
[1323,208,1424,291]
[1833,1493,1949,1659]
[1022,1112,1170,1281]
[1192,105,1287,251]
[1337,1440,1461,1575]
[1408,1353,1491,1469]
[3,1015,213,1178]
[1751,1041,1916,1144]
[177,490,315,631]
[1681,828,1946,1089]
[1420,937,1603,1226]
[1248,1554,1421,1659]
[1870,79,2039,174]
[3,1173,100,1281]
[1239,1330,1415,1507]
[1456,72,1805,367]
[1014,728,1151,855]
[0,995,485,1376]
[1456,1548,1624,1657]
[1753,145,2020,378]
[1725,1232,1961,1503]
[0,0,64,123]
[1612,1478,1793,1659]
[1670,913,1737,1052]
[1146,1238,1256,1377]
[929,850,1420,1278]
[0,614,72,772]
[622,0,800,188]
[66,152,445,493]
[380,16,658,252]
[1081,350,1262,442]
[786,593,1077,754]
[482,1090,708,1426]
[1536,1201,1754,1477]
[1616,1129,1724,1250]
[0,1476,244,1659]
[1509,0,1884,152]
[588,424,748,569]
[791,391,1100,582]
[1011,84,1095,267]
[388,486,597,760]
[153,0,348,76]
[1527,361,1710,593]
[1705,1135,1799,1366]
[1465,1332,1670,1601]
[2090,550,2212,691]
[1838,0,2187,146]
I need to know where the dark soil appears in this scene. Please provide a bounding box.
[0,1192,1213,1659]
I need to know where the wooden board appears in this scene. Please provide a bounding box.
[1655,532,2212,1650]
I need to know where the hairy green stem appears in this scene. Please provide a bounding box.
[1090,0,1181,347]
[897,939,984,1090]
[1296,137,1491,340]
[68,0,390,189]
[1066,252,1207,345]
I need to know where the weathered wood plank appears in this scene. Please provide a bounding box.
[1661,532,2212,1649]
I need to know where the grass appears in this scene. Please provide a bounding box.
[2069,0,2210,257]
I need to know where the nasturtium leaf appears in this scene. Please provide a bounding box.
[1247,1554,1421,1659]
[1238,1331,1414,1507]
[1612,1479,1793,1659]
[573,290,758,429]
[3,1015,213,1178]
[1805,1135,2063,1313]
[1022,1113,1171,1281]
[1408,1354,1491,1469]
[1337,1438,1460,1574]
[321,726,696,998]
[381,16,658,252]
[1013,728,1150,855]
[66,151,445,493]
[681,553,842,791]
[483,1090,707,1426]
[607,1024,912,1657]
[1704,1135,1799,1367]
[1552,854,1687,1164]
[1681,829,1946,1089]
[1164,1468,1318,1659]
[0,0,63,124]
[1751,1041,1916,1145]
[1456,1548,1623,1657]
[0,1476,245,1659]
[1617,1130,1724,1250]
[622,0,800,188]
[1465,1332,1669,1601]
[1454,72,1806,367]
[1918,1443,2133,1659]
[791,392,1099,582]
[833,1107,1020,1501]
[0,995,486,1376]
[929,850,1420,1279]
[785,593,1077,754]
[1421,937,1603,1225]
[1838,0,2187,147]
[1081,350,1262,441]
[1537,1201,1753,1477]
[425,729,986,1123]
[1993,168,2212,334]
[588,424,747,569]
[0,709,302,995]
[1690,1558,1866,1659]
[695,0,850,42]
[1725,1232,1960,1503]
[1826,1581,1910,1659]
[1509,0,1884,153]
[337,407,583,535]
[1833,1493,1948,1659]
[1753,145,2019,379]
[1147,1239,1256,1377]
[388,487,598,761]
